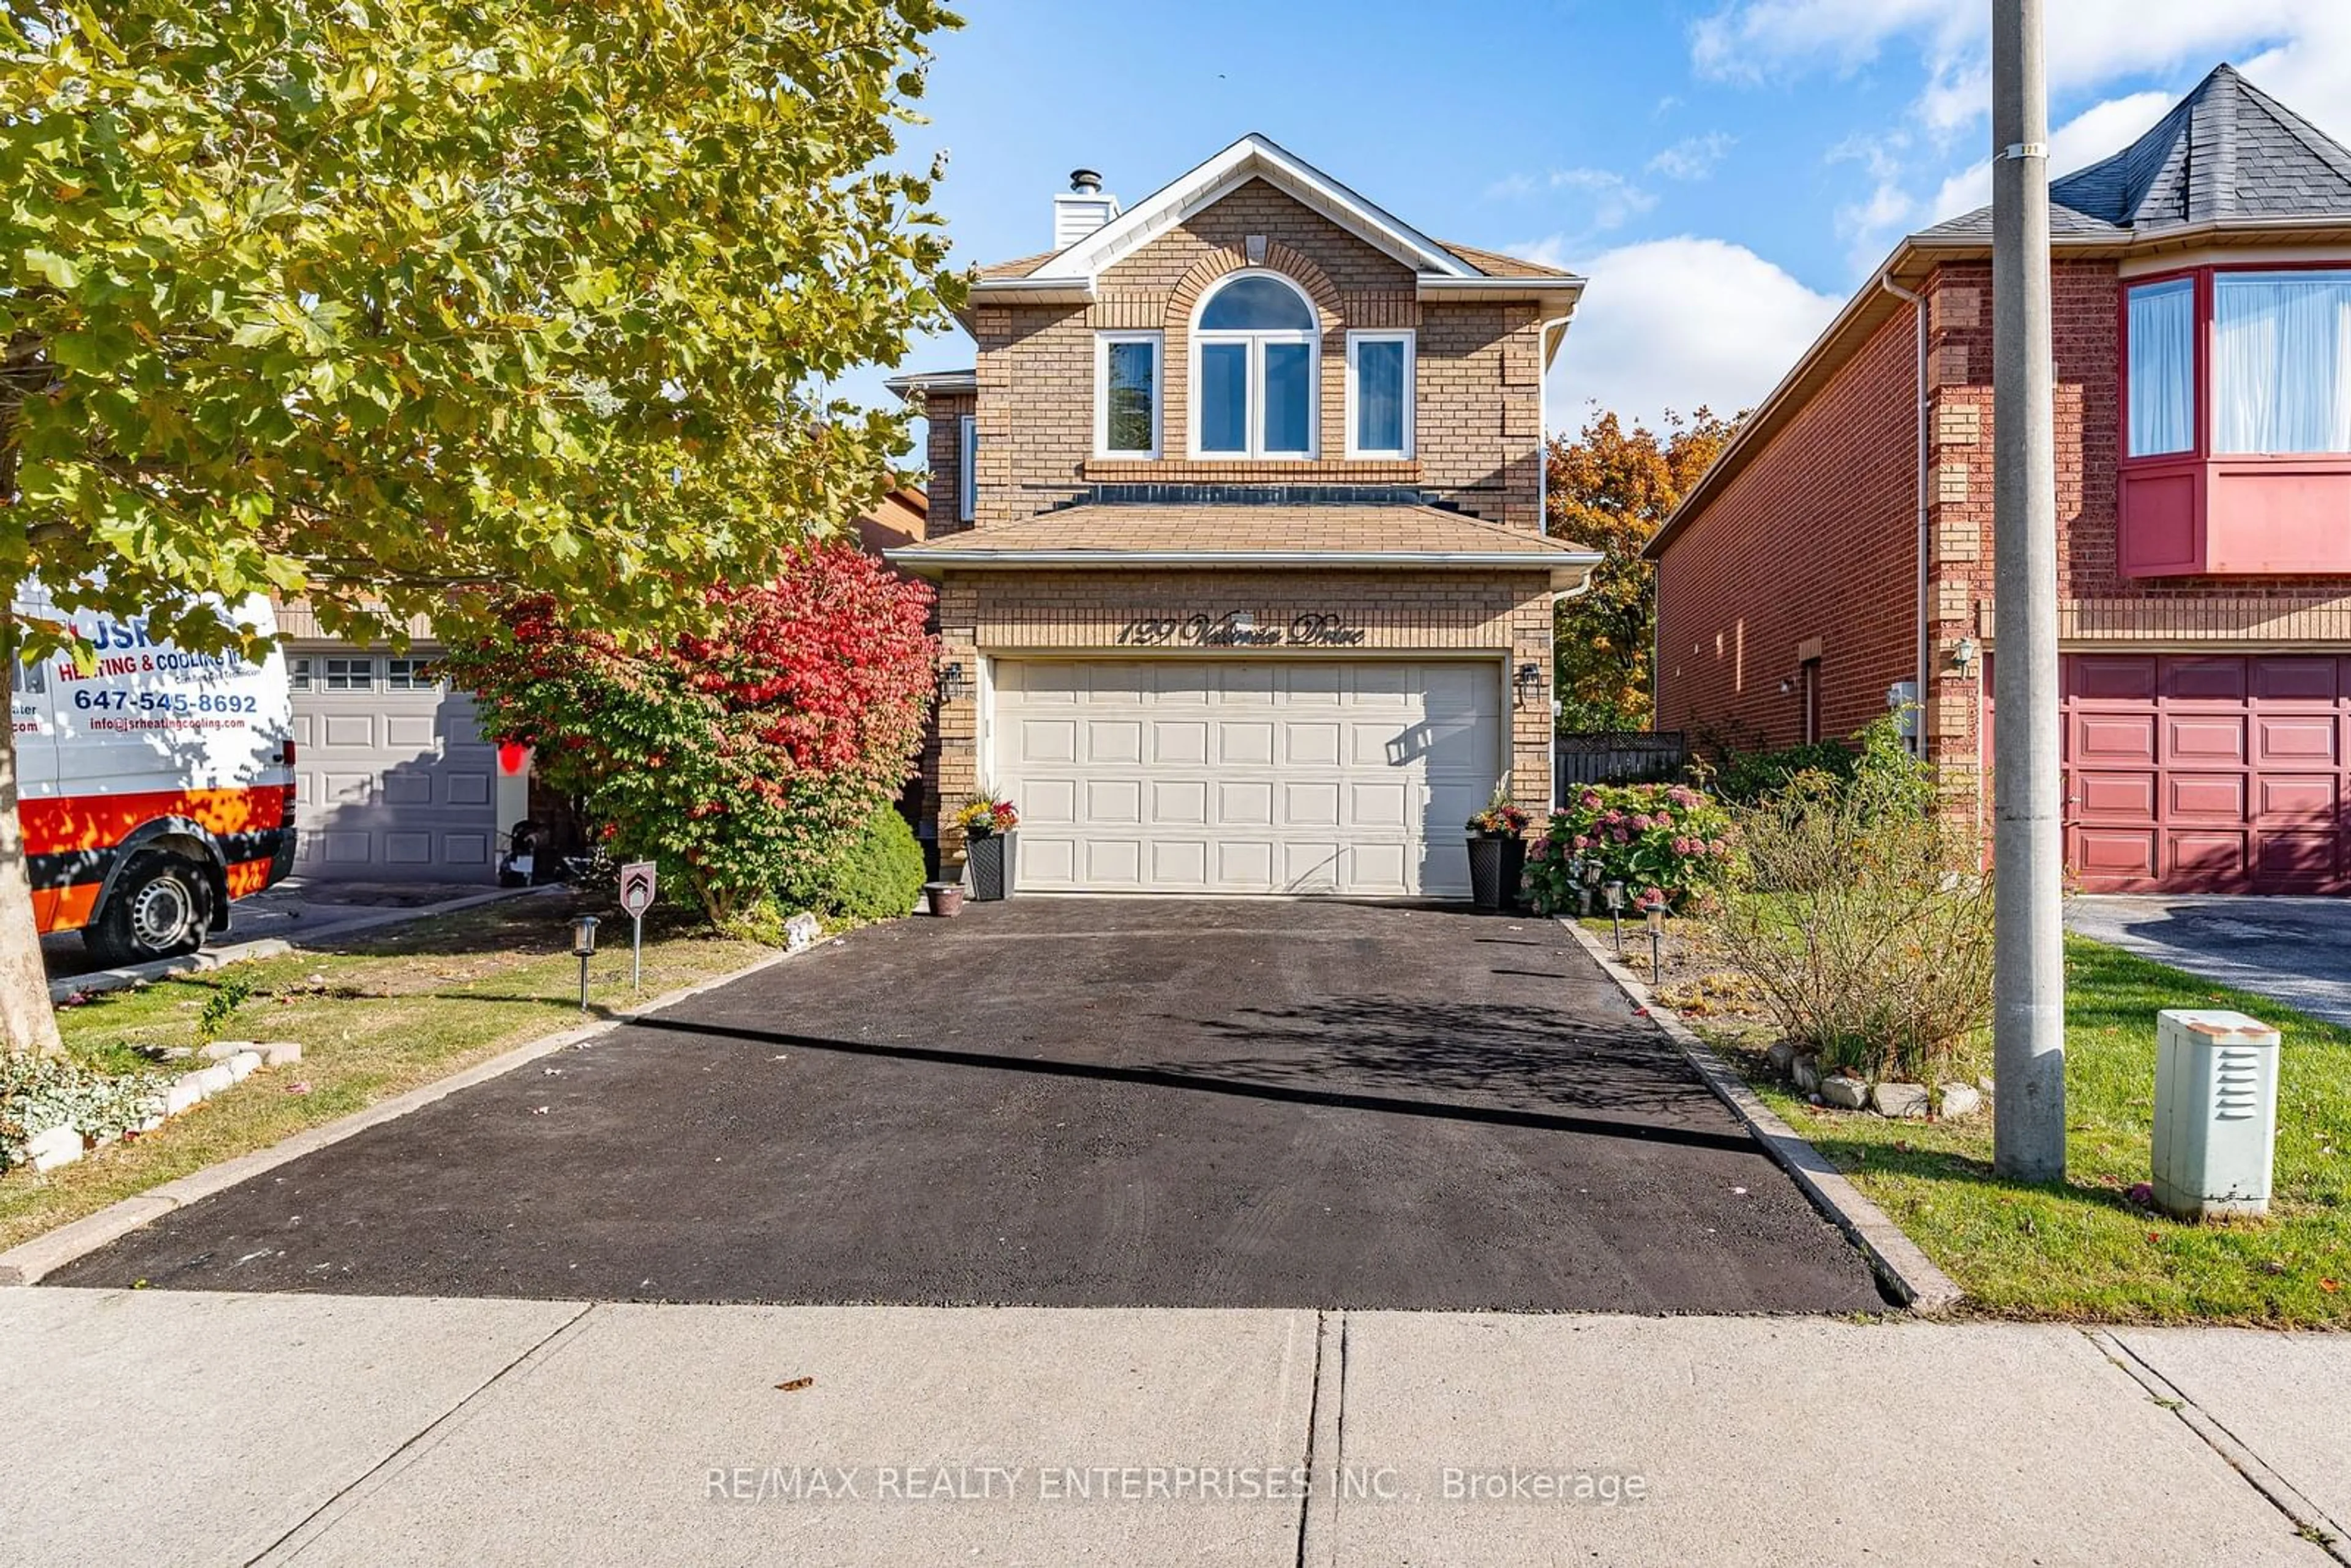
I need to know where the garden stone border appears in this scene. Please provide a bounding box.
[0,940,809,1288]
[1555,917,1965,1314]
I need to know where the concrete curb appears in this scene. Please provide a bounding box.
[1,942,804,1288]
[48,886,550,1003]
[1556,917,1966,1315]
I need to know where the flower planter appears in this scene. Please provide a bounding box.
[923,881,965,917]
[966,831,1017,901]
[1466,836,1525,913]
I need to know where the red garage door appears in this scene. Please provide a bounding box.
[2066,653,2351,893]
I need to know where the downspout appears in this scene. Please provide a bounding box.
[1877,272,1930,763]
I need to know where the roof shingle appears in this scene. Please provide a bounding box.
[888,503,1594,563]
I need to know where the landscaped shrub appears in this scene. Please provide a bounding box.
[1,1054,169,1172]
[1713,769,1991,1084]
[1711,713,1934,817]
[440,542,937,925]
[1525,782,1735,915]
[787,808,928,923]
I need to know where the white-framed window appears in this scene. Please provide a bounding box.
[323,656,373,691]
[1190,271,1318,460]
[958,413,976,522]
[1094,331,1162,458]
[1345,329,1415,459]
[288,656,312,692]
[384,656,437,691]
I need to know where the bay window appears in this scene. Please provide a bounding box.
[1346,330,1414,459]
[2119,263,2351,577]
[1192,272,1317,459]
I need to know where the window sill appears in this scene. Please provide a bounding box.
[1080,457,1423,483]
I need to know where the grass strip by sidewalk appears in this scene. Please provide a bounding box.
[1695,932,2349,1327]
[3,894,773,1254]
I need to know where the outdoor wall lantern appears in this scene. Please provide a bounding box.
[1951,636,1980,677]
[571,914,599,1013]
[937,661,969,701]
[1513,662,1543,708]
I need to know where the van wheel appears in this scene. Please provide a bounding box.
[84,851,214,966]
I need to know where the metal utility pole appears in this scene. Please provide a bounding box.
[1991,0,2066,1182]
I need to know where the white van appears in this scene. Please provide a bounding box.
[10,587,297,964]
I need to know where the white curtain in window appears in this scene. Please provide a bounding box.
[2126,279,2194,457]
[2214,271,2351,454]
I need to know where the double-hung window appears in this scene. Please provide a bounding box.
[1192,272,1318,459]
[1346,331,1414,459]
[1095,332,1161,458]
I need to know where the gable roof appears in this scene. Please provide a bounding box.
[1915,64,2351,244]
[969,134,1585,312]
[1651,63,2351,560]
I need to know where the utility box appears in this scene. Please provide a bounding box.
[2152,1009,2281,1220]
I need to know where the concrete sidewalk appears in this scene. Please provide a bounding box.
[2,1291,2341,1566]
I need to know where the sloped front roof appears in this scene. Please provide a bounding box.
[885,504,1596,585]
[1915,63,2351,244]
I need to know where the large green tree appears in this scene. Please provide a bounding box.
[1547,407,1739,733]
[0,0,962,1051]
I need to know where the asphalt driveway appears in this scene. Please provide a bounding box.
[2067,895,2351,1028]
[50,899,1885,1313]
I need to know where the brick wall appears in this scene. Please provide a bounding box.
[1653,301,1922,756]
[922,389,973,537]
[972,179,1545,532]
[926,567,1555,858]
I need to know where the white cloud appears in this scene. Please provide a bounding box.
[1924,89,2175,225]
[1647,132,1736,181]
[1535,237,1843,430]
[1490,167,1659,234]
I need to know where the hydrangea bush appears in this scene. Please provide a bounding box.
[1525,782,1735,915]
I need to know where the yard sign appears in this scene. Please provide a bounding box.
[620,861,657,991]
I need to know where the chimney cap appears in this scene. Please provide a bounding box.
[1068,168,1103,195]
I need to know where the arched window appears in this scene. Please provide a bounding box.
[1193,272,1318,458]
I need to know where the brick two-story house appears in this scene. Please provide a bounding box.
[885,135,1595,897]
[1649,66,2351,894]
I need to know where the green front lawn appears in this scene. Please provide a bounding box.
[1709,935,2350,1326]
[3,895,774,1254]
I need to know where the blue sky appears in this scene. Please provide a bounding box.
[845,0,2351,443]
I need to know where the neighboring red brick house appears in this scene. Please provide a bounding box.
[883,135,1595,896]
[1649,65,2351,893]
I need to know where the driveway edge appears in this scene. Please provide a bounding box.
[1,943,804,1288]
[1554,918,1964,1314]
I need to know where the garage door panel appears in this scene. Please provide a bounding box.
[385,832,433,865]
[2075,829,2158,878]
[445,771,490,806]
[2071,656,2158,701]
[2253,658,2339,702]
[2165,658,2249,702]
[2170,831,2247,880]
[1149,839,1209,885]
[2257,775,2337,822]
[2165,773,2244,820]
[2256,832,2335,884]
[1152,779,1209,825]
[323,714,374,748]
[383,714,436,750]
[1020,718,1077,763]
[2077,771,2156,818]
[2164,716,2246,765]
[2257,716,2336,763]
[383,773,435,808]
[997,659,1501,896]
[2075,713,2156,764]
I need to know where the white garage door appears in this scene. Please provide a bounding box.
[993,659,1502,897]
[290,651,500,882]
